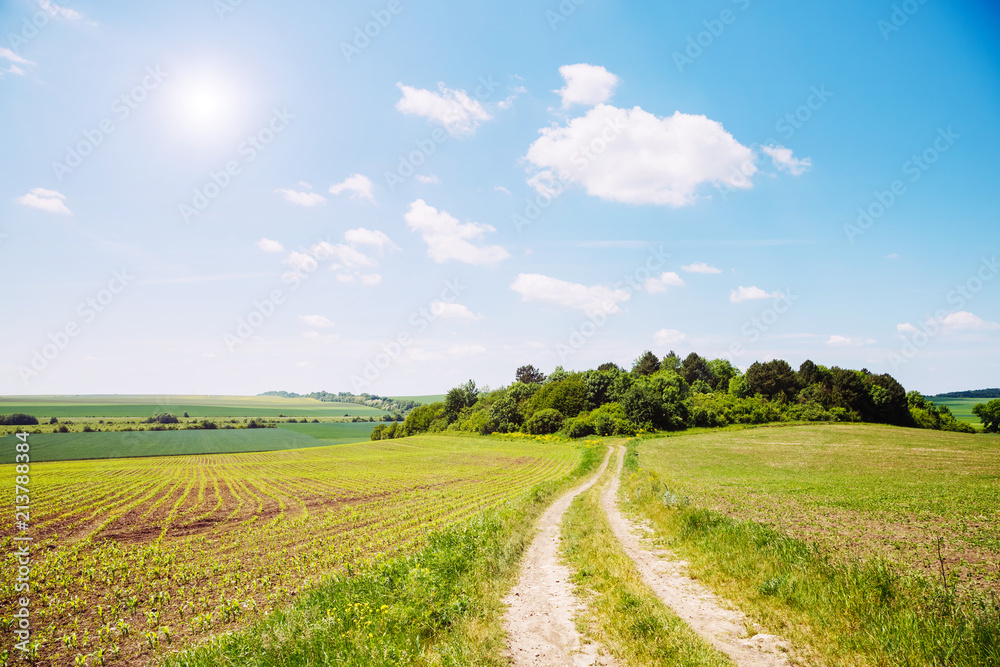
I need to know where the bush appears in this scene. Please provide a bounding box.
[562,415,595,439]
[0,413,39,426]
[590,402,638,436]
[524,408,564,435]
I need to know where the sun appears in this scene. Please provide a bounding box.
[165,68,249,144]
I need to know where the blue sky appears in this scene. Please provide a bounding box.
[1,0,998,397]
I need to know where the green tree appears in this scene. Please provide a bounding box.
[632,350,660,376]
[621,371,689,430]
[973,399,1000,433]
[444,380,478,423]
[744,360,798,401]
[707,358,739,391]
[528,375,589,417]
[515,364,546,384]
[524,408,564,435]
[679,353,714,387]
[488,392,523,432]
[660,351,682,373]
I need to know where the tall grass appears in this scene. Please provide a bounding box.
[622,441,1000,666]
[561,450,731,666]
[160,443,604,666]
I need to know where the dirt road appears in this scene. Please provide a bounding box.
[503,446,617,666]
[599,445,792,667]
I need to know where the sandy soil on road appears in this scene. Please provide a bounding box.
[600,446,793,667]
[504,447,618,666]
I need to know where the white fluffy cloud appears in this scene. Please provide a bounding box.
[897,311,1000,335]
[286,251,318,273]
[300,315,336,329]
[941,311,1000,331]
[395,82,492,137]
[343,228,400,254]
[762,144,812,176]
[525,104,760,206]
[37,0,83,20]
[329,174,375,203]
[682,262,721,274]
[644,272,684,294]
[826,335,876,347]
[15,188,71,215]
[256,238,284,253]
[404,199,510,265]
[510,273,630,315]
[555,63,619,108]
[0,48,32,75]
[282,227,397,285]
[730,285,779,303]
[311,241,378,269]
[415,174,440,184]
[654,328,687,346]
[275,187,326,207]
[430,302,484,321]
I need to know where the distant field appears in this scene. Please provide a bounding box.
[0,394,388,418]
[390,393,446,404]
[638,423,1000,595]
[0,422,378,461]
[928,396,984,425]
[276,421,379,442]
[0,435,582,667]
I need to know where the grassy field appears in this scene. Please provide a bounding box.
[0,394,390,419]
[626,424,1000,665]
[0,424,380,462]
[929,396,986,426]
[389,394,446,404]
[0,434,585,666]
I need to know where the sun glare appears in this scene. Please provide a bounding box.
[168,70,247,143]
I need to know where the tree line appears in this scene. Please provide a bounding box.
[260,390,419,415]
[373,351,983,441]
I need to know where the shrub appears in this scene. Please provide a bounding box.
[590,402,638,436]
[524,408,564,435]
[0,413,39,426]
[562,415,595,439]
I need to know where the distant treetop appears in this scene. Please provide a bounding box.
[930,388,1000,399]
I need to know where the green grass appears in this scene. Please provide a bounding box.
[0,427,353,461]
[625,425,1000,666]
[0,394,389,418]
[275,421,379,442]
[560,446,731,667]
[158,442,604,667]
[929,396,986,426]
[389,394,446,405]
